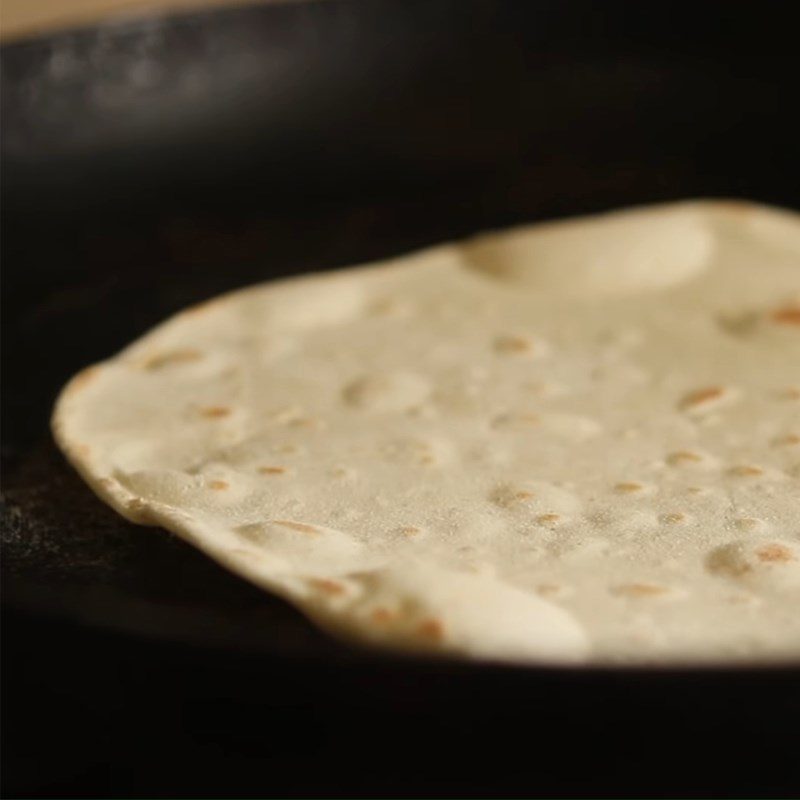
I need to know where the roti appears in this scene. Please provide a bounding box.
[52,200,800,665]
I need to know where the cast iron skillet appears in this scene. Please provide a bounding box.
[2,1,799,796]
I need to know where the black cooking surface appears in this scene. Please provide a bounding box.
[3,1,799,796]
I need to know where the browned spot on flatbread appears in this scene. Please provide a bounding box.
[199,405,231,419]
[611,583,669,597]
[371,608,395,624]
[668,450,704,465]
[728,465,764,477]
[680,386,725,411]
[536,513,561,524]
[306,577,347,595]
[209,480,229,490]
[258,466,287,475]
[416,618,446,642]
[272,520,321,535]
[755,544,795,563]
[494,334,534,354]
[770,307,800,327]
[615,482,644,493]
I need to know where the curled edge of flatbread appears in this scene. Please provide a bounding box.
[52,416,592,663]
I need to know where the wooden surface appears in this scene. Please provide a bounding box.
[0,0,293,41]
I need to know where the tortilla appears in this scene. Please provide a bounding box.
[52,200,800,664]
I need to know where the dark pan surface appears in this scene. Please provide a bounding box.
[3,0,800,796]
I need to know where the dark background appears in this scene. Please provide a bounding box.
[2,0,799,796]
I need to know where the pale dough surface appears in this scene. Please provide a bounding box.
[53,201,800,665]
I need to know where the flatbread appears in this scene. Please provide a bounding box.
[52,200,800,665]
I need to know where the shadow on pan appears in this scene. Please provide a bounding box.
[2,1,799,796]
